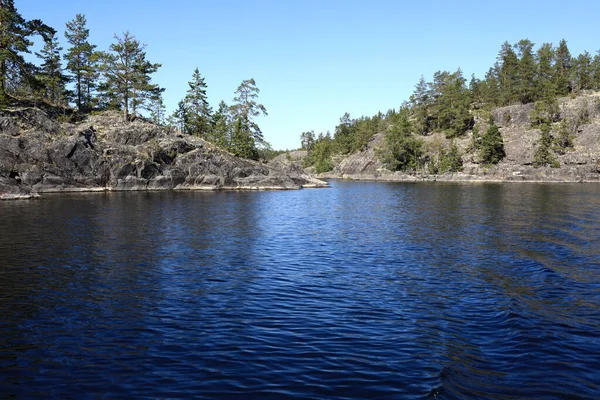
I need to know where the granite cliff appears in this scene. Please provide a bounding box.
[0,108,326,199]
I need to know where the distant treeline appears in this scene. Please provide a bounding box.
[0,0,270,160]
[301,39,598,172]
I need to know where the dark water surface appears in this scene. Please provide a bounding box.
[1,181,599,399]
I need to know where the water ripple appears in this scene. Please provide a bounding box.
[1,184,599,398]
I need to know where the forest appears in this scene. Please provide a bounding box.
[300,39,600,172]
[0,0,270,160]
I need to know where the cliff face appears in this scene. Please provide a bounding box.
[316,93,600,182]
[0,109,326,199]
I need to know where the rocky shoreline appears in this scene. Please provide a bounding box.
[0,108,327,200]
[276,94,600,185]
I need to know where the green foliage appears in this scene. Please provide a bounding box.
[182,68,212,137]
[0,0,52,104]
[515,39,537,104]
[377,108,423,171]
[530,98,560,127]
[553,118,574,154]
[411,69,473,137]
[230,118,258,160]
[208,101,230,149]
[554,39,572,96]
[333,112,354,154]
[533,123,555,167]
[34,32,68,104]
[572,51,593,93]
[97,31,163,120]
[440,140,463,172]
[64,14,98,111]
[426,139,463,174]
[230,79,267,143]
[312,134,334,173]
[479,117,505,165]
[300,130,316,151]
[148,94,166,125]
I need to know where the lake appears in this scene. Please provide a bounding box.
[1,181,599,399]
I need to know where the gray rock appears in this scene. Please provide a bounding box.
[0,108,327,199]
[311,93,600,183]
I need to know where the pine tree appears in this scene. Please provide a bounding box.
[229,78,268,157]
[0,0,52,104]
[209,100,230,148]
[441,140,463,172]
[64,14,97,111]
[409,75,431,135]
[480,65,501,106]
[377,107,423,171]
[167,100,188,133]
[97,31,162,121]
[593,52,600,90]
[536,43,556,100]
[312,133,334,173]
[183,68,212,136]
[230,117,258,160]
[533,123,555,167]
[497,41,519,105]
[148,93,166,125]
[300,130,316,151]
[515,39,537,104]
[572,51,593,93]
[555,39,572,96]
[426,69,473,137]
[333,112,354,154]
[34,32,68,104]
[479,117,505,165]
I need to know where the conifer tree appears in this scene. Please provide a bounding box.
[377,107,423,171]
[409,75,431,135]
[230,117,258,160]
[442,140,463,172]
[533,123,555,167]
[35,32,68,104]
[64,14,97,111]
[497,42,519,105]
[554,39,572,96]
[312,133,334,173]
[229,78,268,158]
[515,39,537,104]
[148,93,166,125]
[536,43,556,100]
[98,31,162,120]
[168,100,188,133]
[479,117,505,164]
[572,51,593,93]
[209,100,230,148]
[183,68,212,136]
[333,112,355,154]
[480,66,501,106]
[300,130,316,151]
[0,0,52,104]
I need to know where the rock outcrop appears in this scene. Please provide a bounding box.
[0,109,326,199]
[308,93,600,183]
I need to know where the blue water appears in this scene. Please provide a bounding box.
[1,181,599,399]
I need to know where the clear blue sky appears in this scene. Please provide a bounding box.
[20,0,600,150]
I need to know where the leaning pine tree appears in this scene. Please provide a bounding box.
[229,78,268,160]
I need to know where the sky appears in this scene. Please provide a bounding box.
[19,0,600,150]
